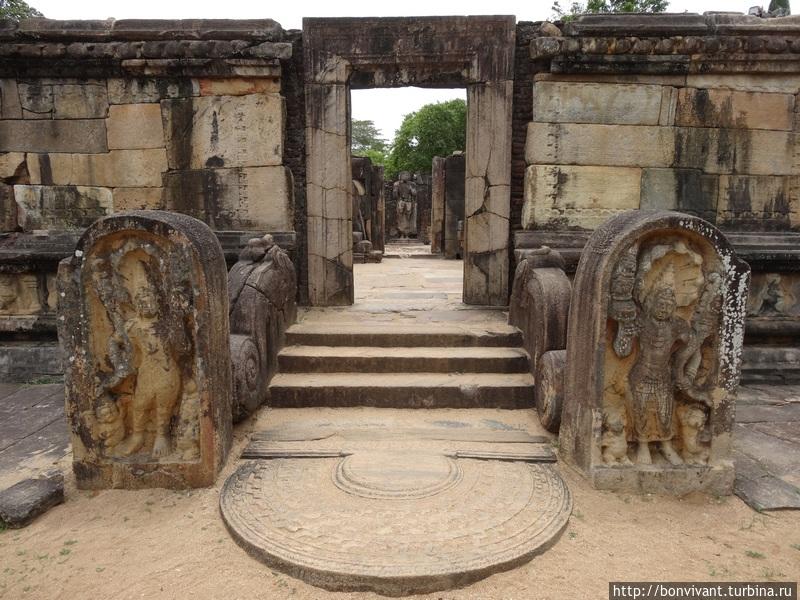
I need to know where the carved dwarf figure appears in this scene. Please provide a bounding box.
[601,405,633,466]
[677,403,710,465]
[393,171,417,237]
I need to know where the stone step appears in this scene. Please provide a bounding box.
[268,372,535,409]
[278,345,530,373]
[285,324,522,348]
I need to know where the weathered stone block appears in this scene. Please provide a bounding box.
[641,168,719,222]
[526,122,675,168]
[522,165,641,230]
[228,235,296,421]
[0,120,108,153]
[559,211,750,495]
[35,149,167,187]
[430,156,445,254]
[532,81,665,125]
[107,103,165,149]
[674,127,794,175]
[107,78,198,104]
[162,94,284,169]
[685,74,800,95]
[197,78,280,96]
[0,152,25,179]
[13,185,113,230]
[443,153,465,260]
[0,473,64,528]
[0,183,15,230]
[717,175,798,231]
[18,81,53,119]
[0,79,22,118]
[52,83,108,119]
[57,211,232,489]
[112,187,164,211]
[675,88,794,131]
[163,166,292,230]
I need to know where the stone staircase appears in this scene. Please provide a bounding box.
[269,319,535,409]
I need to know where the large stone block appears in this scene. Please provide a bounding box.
[162,166,292,230]
[675,88,794,131]
[197,78,280,96]
[13,184,113,230]
[717,175,798,231]
[430,156,446,254]
[526,122,675,168]
[559,211,750,495]
[107,103,165,150]
[532,81,665,125]
[0,79,22,118]
[32,149,167,187]
[0,152,26,179]
[685,74,800,95]
[18,81,108,119]
[522,165,641,230]
[162,94,284,170]
[57,211,232,489]
[107,78,198,104]
[112,187,164,211]
[0,120,107,154]
[640,168,719,223]
[443,153,465,259]
[674,127,794,175]
[0,183,15,230]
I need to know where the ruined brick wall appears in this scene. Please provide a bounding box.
[0,19,294,235]
[523,14,800,234]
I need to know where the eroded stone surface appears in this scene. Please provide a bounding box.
[0,472,64,528]
[57,211,232,489]
[221,455,571,596]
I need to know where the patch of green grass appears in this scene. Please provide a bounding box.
[63,539,78,546]
[568,531,577,540]
[790,543,800,551]
[0,520,7,533]
[95,567,105,573]
[761,567,786,580]
[572,510,585,521]
[25,376,62,386]
[59,548,70,557]
[745,550,765,559]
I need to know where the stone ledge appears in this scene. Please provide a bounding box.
[1,18,285,42]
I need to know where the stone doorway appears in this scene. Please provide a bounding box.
[304,16,515,307]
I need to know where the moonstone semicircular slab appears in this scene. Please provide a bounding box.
[220,453,571,596]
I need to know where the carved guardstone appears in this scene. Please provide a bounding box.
[58,211,232,489]
[228,234,297,422]
[559,211,750,495]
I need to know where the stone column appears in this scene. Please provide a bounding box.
[444,153,465,260]
[464,81,513,306]
[305,80,353,306]
[430,156,445,254]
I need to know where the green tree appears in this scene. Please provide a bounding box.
[552,0,668,19]
[768,0,791,14]
[0,0,44,20]
[351,119,388,165]
[385,99,466,180]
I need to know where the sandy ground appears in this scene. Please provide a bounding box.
[1,407,799,600]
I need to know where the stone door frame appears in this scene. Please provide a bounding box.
[303,16,515,306]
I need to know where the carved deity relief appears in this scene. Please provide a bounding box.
[80,235,199,463]
[602,237,724,467]
[393,171,417,237]
[747,273,799,317]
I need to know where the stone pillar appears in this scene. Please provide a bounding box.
[415,172,431,244]
[559,210,750,495]
[305,80,353,306]
[372,164,385,253]
[444,153,465,260]
[430,156,446,254]
[464,81,513,306]
[57,211,232,489]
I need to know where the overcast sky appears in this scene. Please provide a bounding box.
[30,0,764,140]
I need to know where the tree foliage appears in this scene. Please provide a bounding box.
[384,99,466,180]
[768,0,791,14]
[351,119,388,156]
[552,0,668,19]
[0,0,43,20]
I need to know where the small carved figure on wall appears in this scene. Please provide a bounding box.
[677,403,710,465]
[601,405,632,466]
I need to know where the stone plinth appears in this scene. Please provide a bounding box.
[57,211,232,489]
[559,210,750,495]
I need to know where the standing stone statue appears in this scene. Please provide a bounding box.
[58,211,232,489]
[393,171,417,237]
[559,210,749,495]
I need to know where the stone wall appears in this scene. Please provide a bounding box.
[522,13,800,233]
[0,19,294,234]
